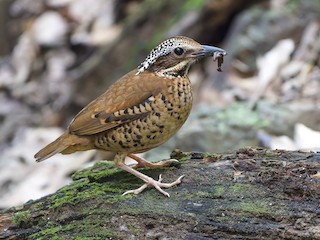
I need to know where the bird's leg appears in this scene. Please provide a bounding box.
[128,154,179,169]
[115,153,184,197]
[120,163,184,197]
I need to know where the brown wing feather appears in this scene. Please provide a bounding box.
[68,70,166,136]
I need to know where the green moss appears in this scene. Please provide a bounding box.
[170,149,192,161]
[193,190,210,198]
[263,149,279,158]
[12,210,32,227]
[29,215,118,240]
[52,236,64,240]
[127,223,140,235]
[194,185,225,199]
[72,161,118,181]
[39,161,144,210]
[12,153,187,239]
[230,183,251,194]
[118,190,180,216]
[47,177,135,210]
[30,222,62,239]
[238,201,270,214]
[170,149,222,162]
[215,215,228,222]
[23,162,146,238]
[33,202,44,211]
[176,155,192,162]
[194,183,270,202]
[204,153,224,161]
[229,199,281,217]
[213,186,225,198]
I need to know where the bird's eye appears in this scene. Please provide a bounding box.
[174,47,184,56]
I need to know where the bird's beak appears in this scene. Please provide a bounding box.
[193,45,227,58]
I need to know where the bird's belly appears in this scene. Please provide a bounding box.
[95,91,192,153]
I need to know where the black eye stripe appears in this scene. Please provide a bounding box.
[174,47,184,56]
[138,39,187,72]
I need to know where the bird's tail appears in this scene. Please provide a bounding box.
[34,133,70,162]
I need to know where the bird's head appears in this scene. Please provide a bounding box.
[137,36,227,77]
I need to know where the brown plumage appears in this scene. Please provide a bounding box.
[35,36,226,197]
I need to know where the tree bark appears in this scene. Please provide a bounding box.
[0,147,319,239]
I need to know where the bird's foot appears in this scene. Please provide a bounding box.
[128,154,179,169]
[122,174,184,197]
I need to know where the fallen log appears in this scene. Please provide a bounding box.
[0,147,319,239]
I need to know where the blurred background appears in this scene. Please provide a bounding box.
[0,0,319,208]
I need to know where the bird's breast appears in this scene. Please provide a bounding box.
[95,77,193,153]
[159,76,193,124]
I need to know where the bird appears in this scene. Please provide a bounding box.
[35,36,226,197]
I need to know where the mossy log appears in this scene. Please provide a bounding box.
[0,147,319,239]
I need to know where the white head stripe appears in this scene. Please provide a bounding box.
[137,38,182,74]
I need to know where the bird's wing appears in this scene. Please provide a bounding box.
[68,70,166,136]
